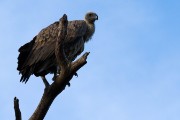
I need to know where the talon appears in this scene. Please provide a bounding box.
[52,76,56,81]
[52,75,59,81]
[52,70,60,81]
[74,73,78,77]
[67,82,70,87]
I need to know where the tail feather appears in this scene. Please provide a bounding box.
[17,36,36,82]
[20,67,34,83]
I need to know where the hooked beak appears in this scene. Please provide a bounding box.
[95,15,98,20]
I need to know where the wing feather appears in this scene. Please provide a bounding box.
[22,20,87,69]
[23,22,59,67]
[18,18,89,82]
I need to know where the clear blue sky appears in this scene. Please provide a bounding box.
[0,0,180,120]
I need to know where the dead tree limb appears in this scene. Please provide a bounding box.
[14,97,22,120]
[27,14,90,120]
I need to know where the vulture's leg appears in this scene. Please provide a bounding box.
[57,66,60,75]
[41,76,49,87]
[52,66,60,81]
[52,72,57,81]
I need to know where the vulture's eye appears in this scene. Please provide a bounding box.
[89,13,92,16]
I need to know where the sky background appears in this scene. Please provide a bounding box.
[0,0,180,120]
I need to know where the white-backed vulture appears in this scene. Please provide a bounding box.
[17,12,98,83]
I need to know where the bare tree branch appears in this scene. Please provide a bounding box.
[14,97,22,120]
[55,14,69,69]
[71,52,90,74]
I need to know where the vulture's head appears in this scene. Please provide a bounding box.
[85,12,98,24]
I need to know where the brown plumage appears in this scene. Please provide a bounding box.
[17,12,98,83]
